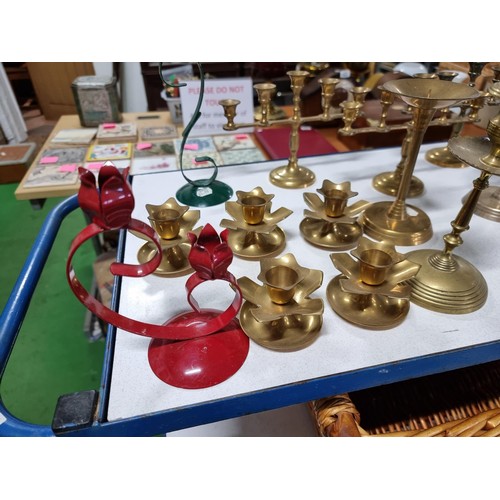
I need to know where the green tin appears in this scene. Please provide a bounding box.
[72,75,122,127]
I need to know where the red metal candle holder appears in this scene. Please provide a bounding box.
[67,164,248,389]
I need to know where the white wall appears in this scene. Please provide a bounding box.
[93,62,148,113]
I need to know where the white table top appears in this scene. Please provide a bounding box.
[107,142,500,422]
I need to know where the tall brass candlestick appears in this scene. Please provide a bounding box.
[406,113,500,313]
[360,79,480,246]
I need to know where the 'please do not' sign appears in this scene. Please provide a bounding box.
[179,78,254,137]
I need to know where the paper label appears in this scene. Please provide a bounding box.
[40,156,59,164]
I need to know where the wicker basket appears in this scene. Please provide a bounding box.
[309,360,500,437]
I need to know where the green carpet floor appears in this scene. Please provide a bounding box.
[0,182,105,427]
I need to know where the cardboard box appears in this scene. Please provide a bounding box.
[0,142,36,184]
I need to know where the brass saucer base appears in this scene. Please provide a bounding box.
[227,227,286,260]
[360,201,433,246]
[326,275,410,329]
[269,165,316,189]
[299,218,362,251]
[137,242,193,277]
[406,249,488,314]
[372,171,424,198]
[462,186,500,222]
[239,301,322,351]
[425,146,466,168]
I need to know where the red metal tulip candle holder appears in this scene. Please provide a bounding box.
[67,164,248,389]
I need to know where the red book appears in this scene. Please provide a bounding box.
[254,127,337,160]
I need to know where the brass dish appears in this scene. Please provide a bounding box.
[463,186,500,222]
[239,302,322,352]
[227,227,286,260]
[299,218,363,250]
[326,275,410,330]
[372,170,424,198]
[137,241,193,277]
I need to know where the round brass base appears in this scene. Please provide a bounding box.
[360,201,433,246]
[239,301,322,351]
[269,165,316,189]
[425,146,466,168]
[137,242,193,277]
[372,171,424,198]
[326,275,410,329]
[227,227,286,260]
[405,249,488,314]
[299,218,362,251]
[462,186,500,223]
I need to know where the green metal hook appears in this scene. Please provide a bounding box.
[158,62,218,187]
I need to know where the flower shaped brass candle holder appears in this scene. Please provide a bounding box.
[67,165,249,389]
[327,237,421,329]
[219,186,293,260]
[300,179,370,250]
[135,197,201,278]
[406,112,500,314]
[237,253,324,351]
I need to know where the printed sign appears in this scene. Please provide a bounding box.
[179,78,254,137]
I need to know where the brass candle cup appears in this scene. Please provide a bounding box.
[358,249,393,286]
[264,266,301,305]
[321,189,349,217]
[237,194,267,225]
[148,208,182,240]
[219,98,241,130]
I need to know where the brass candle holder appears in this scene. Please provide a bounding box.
[299,179,370,250]
[219,70,343,189]
[461,82,500,222]
[219,186,293,259]
[237,253,324,351]
[359,79,480,246]
[136,198,201,277]
[425,63,486,169]
[327,237,421,329]
[406,113,500,314]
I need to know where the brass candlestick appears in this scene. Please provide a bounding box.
[371,73,437,198]
[359,79,480,246]
[219,71,343,189]
[406,113,500,314]
[327,237,421,329]
[237,253,324,351]
[219,186,293,260]
[462,81,500,221]
[299,179,370,250]
[136,198,201,277]
[339,73,485,200]
[425,62,486,169]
